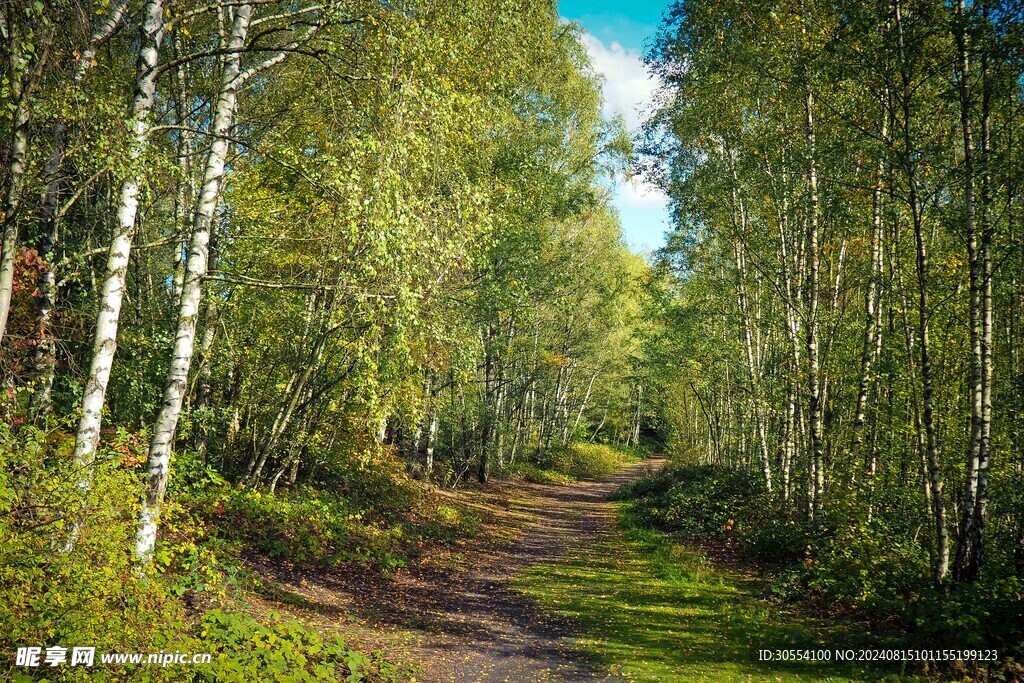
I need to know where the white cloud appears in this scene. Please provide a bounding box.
[579,32,658,132]
[578,32,667,212]
[618,176,669,210]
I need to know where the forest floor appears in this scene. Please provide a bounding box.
[244,459,922,682]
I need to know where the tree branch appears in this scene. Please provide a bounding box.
[207,271,396,297]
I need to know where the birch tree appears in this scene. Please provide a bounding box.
[70,0,165,492]
[135,2,254,563]
[0,1,52,344]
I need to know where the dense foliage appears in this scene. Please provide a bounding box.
[639,0,1024,659]
[0,0,647,679]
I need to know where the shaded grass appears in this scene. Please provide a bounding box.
[516,503,926,682]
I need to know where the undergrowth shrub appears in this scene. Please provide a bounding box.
[613,463,768,540]
[196,610,405,682]
[565,443,639,479]
[0,425,187,682]
[516,463,573,485]
[617,462,1024,661]
[1,427,420,682]
[318,450,420,520]
[516,442,642,484]
[176,448,477,575]
[807,520,929,613]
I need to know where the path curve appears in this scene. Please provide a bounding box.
[409,458,665,682]
[250,458,664,682]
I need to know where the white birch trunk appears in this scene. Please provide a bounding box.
[570,371,598,440]
[70,0,165,506]
[0,15,34,344]
[803,84,826,527]
[135,4,252,563]
[852,111,887,455]
[425,407,438,477]
[954,4,993,582]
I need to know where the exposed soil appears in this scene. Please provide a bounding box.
[246,458,664,682]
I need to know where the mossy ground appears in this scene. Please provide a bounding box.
[516,505,925,682]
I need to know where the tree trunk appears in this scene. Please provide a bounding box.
[804,84,825,527]
[135,3,252,563]
[895,0,948,586]
[954,2,993,582]
[192,288,220,459]
[852,104,888,456]
[70,0,165,506]
[479,326,496,483]
[425,405,438,477]
[570,371,598,440]
[775,189,801,506]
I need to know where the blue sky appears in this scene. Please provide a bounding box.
[559,0,672,254]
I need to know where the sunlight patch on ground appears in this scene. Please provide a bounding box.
[515,505,921,683]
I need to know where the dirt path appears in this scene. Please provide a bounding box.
[249,459,663,682]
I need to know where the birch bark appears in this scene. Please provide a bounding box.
[954,1,993,582]
[33,0,132,417]
[852,107,887,455]
[71,0,165,497]
[135,3,253,563]
[804,85,825,526]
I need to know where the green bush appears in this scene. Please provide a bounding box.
[807,520,929,614]
[564,443,638,479]
[0,427,417,682]
[614,463,766,539]
[319,450,420,521]
[515,463,573,485]
[203,486,414,572]
[182,454,474,574]
[0,425,188,683]
[522,443,640,484]
[196,610,405,682]
[617,462,1024,660]
[738,514,809,566]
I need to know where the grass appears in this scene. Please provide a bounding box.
[515,504,925,682]
[515,443,646,485]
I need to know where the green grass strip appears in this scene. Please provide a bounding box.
[516,503,923,682]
